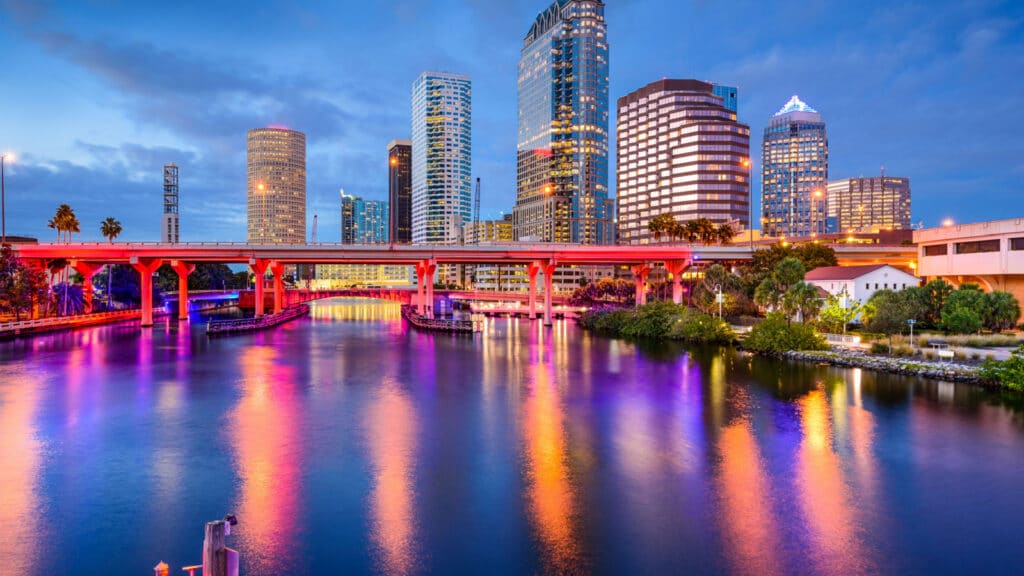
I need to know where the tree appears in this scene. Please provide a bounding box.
[864,289,924,351]
[647,213,678,242]
[782,281,823,323]
[716,223,735,245]
[792,243,838,271]
[774,257,806,287]
[100,217,123,309]
[983,291,1021,332]
[921,279,954,326]
[818,292,862,334]
[941,284,986,334]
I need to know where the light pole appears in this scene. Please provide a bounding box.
[742,158,753,249]
[1,152,13,245]
[715,283,723,318]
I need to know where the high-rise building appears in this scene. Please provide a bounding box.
[411,71,472,246]
[340,190,388,245]
[162,163,179,243]
[827,174,912,233]
[712,84,738,113]
[761,95,828,238]
[387,139,412,244]
[463,214,526,291]
[616,79,751,245]
[247,127,306,244]
[513,0,613,245]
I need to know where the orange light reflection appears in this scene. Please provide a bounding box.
[0,369,42,573]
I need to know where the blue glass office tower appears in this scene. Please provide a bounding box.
[514,0,613,244]
[712,84,738,113]
[341,190,389,245]
[761,95,829,238]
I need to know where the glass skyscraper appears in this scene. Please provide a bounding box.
[761,95,828,238]
[387,139,412,244]
[514,0,613,244]
[410,71,472,246]
[340,190,388,245]
[712,84,738,113]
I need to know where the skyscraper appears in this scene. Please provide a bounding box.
[712,84,738,113]
[162,163,179,243]
[827,174,912,233]
[340,190,389,244]
[387,139,412,244]
[247,127,306,244]
[616,79,750,245]
[761,95,828,238]
[514,0,613,244]
[410,71,472,246]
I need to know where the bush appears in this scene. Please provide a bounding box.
[869,342,889,354]
[979,345,1024,391]
[942,307,982,334]
[743,312,828,353]
[619,301,681,340]
[579,303,735,344]
[668,308,736,344]
[893,345,914,357]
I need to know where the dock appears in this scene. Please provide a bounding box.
[401,305,482,334]
[207,304,310,336]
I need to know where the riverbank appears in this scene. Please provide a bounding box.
[772,349,986,385]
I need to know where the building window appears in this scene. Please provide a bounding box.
[865,283,870,290]
[1011,238,1024,251]
[923,244,948,256]
[956,239,1001,254]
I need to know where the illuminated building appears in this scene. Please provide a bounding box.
[761,96,828,238]
[411,71,472,246]
[463,214,527,291]
[616,79,751,245]
[827,175,911,233]
[318,190,407,287]
[162,163,179,243]
[387,139,412,244]
[513,0,613,245]
[247,127,306,244]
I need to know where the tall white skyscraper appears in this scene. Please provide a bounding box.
[410,71,472,246]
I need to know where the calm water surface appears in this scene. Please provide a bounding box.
[1,298,1023,575]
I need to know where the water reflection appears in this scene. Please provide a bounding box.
[366,382,419,575]
[309,298,401,322]
[522,356,584,573]
[0,366,42,574]
[229,346,302,572]
[796,388,872,574]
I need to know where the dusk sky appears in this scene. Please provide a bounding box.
[1,0,1022,242]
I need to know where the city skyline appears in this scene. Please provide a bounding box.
[1,0,1022,241]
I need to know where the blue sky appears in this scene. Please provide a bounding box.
[1,0,1022,242]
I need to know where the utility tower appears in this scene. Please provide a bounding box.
[162,164,179,243]
[474,177,481,224]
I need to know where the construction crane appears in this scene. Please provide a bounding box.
[473,177,481,224]
[311,214,318,244]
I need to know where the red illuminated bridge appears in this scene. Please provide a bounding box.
[12,242,916,327]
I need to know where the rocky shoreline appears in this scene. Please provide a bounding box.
[775,348,990,385]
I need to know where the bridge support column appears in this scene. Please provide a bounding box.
[71,261,102,314]
[542,261,556,326]
[631,264,650,307]
[416,259,436,318]
[249,259,269,318]
[664,260,690,306]
[415,261,427,315]
[170,261,195,321]
[130,257,163,327]
[270,261,286,314]
[528,261,542,320]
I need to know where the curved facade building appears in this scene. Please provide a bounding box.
[616,79,751,245]
[761,96,828,238]
[513,0,612,244]
[247,127,306,244]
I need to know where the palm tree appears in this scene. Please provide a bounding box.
[100,217,122,309]
[716,223,735,245]
[648,213,677,242]
[695,218,718,245]
[680,220,700,244]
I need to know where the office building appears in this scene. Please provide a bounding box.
[712,84,738,113]
[827,175,912,233]
[411,71,472,246]
[761,95,828,238]
[161,163,179,243]
[616,79,751,245]
[247,127,306,243]
[513,0,613,245]
[463,214,525,290]
[341,190,388,245]
[317,190,407,288]
[387,139,412,244]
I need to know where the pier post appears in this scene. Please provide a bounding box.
[130,257,163,327]
[664,260,689,305]
[249,259,269,318]
[542,260,556,326]
[269,261,285,314]
[71,261,102,314]
[631,264,650,307]
[170,260,196,321]
[528,261,541,319]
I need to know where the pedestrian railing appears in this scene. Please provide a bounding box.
[0,308,165,336]
[207,304,310,336]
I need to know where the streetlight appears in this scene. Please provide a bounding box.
[714,283,723,318]
[942,218,954,227]
[1,152,14,245]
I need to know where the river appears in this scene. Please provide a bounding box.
[1,298,1022,575]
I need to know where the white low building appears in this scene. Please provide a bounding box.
[804,264,920,304]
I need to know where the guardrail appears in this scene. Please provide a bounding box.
[401,305,482,334]
[824,333,863,347]
[207,304,310,336]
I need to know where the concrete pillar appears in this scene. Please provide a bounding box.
[425,260,436,318]
[269,261,286,314]
[664,260,689,305]
[415,261,427,314]
[249,259,269,318]
[130,257,163,327]
[71,261,102,314]
[170,260,195,321]
[631,264,650,307]
[528,261,542,319]
[542,261,556,326]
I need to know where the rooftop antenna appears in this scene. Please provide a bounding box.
[474,177,481,224]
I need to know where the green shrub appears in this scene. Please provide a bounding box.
[893,345,914,357]
[941,307,982,334]
[924,350,936,360]
[594,310,632,335]
[743,312,828,353]
[668,308,736,344]
[869,342,889,354]
[979,345,1024,391]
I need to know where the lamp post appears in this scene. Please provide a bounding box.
[1,152,13,245]
[715,283,723,318]
[741,158,753,250]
